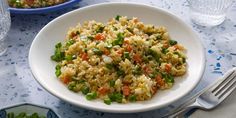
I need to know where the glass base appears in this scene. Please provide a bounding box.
[190,11,226,27]
[0,48,7,56]
[0,39,7,56]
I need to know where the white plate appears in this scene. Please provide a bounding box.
[29,3,205,113]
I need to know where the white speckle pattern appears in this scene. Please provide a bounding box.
[0,0,235,117]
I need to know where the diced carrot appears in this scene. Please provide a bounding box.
[122,86,130,96]
[133,18,139,23]
[81,53,88,61]
[25,0,34,5]
[72,35,79,40]
[124,39,130,45]
[143,65,152,74]
[133,54,142,64]
[103,49,110,55]
[172,45,177,50]
[98,87,109,95]
[122,80,131,85]
[174,44,184,50]
[61,76,71,84]
[152,86,158,94]
[116,49,123,55]
[69,32,77,39]
[165,64,172,73]
[156,75,164,86]
[163,41,169,48]
[95,33,105,41]
[126,45,133,52]
[123,39,132,52]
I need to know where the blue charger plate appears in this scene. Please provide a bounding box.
[9,0,81,14]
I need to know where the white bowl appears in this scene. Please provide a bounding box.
[29,3,205,113]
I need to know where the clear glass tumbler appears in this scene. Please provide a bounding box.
[188,0,233,27]
[0,0,11,55]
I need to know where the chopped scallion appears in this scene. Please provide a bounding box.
[92,48,103,56]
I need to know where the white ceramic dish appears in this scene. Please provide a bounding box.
[29,3,205,113]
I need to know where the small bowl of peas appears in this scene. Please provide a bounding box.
[0,103,59,118]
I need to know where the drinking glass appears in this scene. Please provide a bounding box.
[0,0,11,55]
[188,0,233,27]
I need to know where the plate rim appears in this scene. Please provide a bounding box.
[29,2,206,113]
[9,0,81,14]
[0,102,60,117]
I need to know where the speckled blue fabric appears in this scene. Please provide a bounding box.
[0,0,235,118]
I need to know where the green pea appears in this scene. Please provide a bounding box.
[51,42,66,62]
[76,31,80,35]
[117,69,125,77]
[51,49,65,62]
[123,52,130,59]
[169,39,178,45]
[81,86,90,95]
[86,92,97,100]
[109,80,115,87]
[105,63,114,70]
[104,98,111,105]
[87,36,94,40]
[68,81,76,91]
[148,49,160,62]
[55,42,62,48]
[115,15,121,21]
[15,0,22,8]
[55,69,61,77]
[163,74,174,83]
[109,92,123,103]
[96,26,105,33]
[55,65,61,77]
[65,54,73,61]
[115,93,123,103]
[129,95,137,102]
[112,32,124,46]
[161,48,168,54]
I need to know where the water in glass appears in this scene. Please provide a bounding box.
[189,0,233,26]
[0,0,11,55]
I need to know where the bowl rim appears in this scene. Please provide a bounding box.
[9,0,81,14]
[0,102,59,116]
[29,2,206,113]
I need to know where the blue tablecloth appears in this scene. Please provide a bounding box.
[0,0,235,117]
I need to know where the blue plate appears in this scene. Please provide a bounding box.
[0,103,60,118]
[9,0,81,14]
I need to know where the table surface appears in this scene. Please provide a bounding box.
[0,0,236,118]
